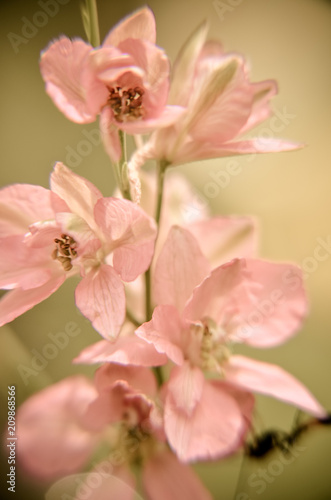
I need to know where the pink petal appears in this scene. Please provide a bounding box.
[74,336,167,367]
[0,184,54,237]
[189,56,252,144]
[154,226,210,312]
[0,235,53,290]
[94,197,156,281]
[117,105,185,135]
[234,259,308,347]
[75,264,125,340]
[0,274,65,327]
[103,7,156,46]
[187,216,258,269]
[99,106,122,163]
[16,376,99,480]
[136,305,186,365]
[167,363,205,416]
[50,162,103,234]
[225,355,327,418]
[219,137,304,155]
[143,450,213,500]
[94,363,157,397]
[164,378,245,462]
[40,37,105,123]
[239,79,278,133]
[73,466,138,500]
[183,259,245,324]
[169,22,208,106]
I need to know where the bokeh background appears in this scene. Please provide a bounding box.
[1,0,331,498]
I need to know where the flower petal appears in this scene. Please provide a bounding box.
[75,264,125,340]
[103,7,156,46]
[74,336,167,367]
[99,107,122,163]
[234,259,308,347]
[0,274,65,327]
[239,79,278,133]
[40,37,106,123]
[224,355,327,418]
[167,363,205,416]
[136,305,186,365]
[164,378,245,462]
[143,450,213,500]
[94,363,157,397]
[187,216,258,269]
[50,162,103,234]
[154,226,210,312]
[0,184,54,237]
[16,376,99,480]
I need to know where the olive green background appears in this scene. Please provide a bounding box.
[0,0,331,499]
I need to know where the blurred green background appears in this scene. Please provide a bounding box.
[0,0,331,498]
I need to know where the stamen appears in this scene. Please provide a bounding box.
[52,234,77,271]
[108,86,145,123]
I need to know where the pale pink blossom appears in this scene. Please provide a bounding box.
[0,162,156,339]
[130,22,302,170]
[40,7,182,162]
[16,365,212,500]
[135,227,326,462]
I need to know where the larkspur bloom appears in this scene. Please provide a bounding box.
[16,365,213,500]
[40,7,182,162]
[132,227,326,462]
[127,21,302,183]
[0,163,156,339]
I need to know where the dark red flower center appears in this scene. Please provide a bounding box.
[52,234,77,271]
[108,86,145,122]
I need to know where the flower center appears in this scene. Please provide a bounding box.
[108,85,145,122]
[52,234,77,271]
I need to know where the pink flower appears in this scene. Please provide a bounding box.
[40,7,182,162]
[135,227,326,462]
[0,162,156,339]
[16,365,213,500]
[132,22,302,168]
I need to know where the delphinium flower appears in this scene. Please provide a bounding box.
[16,364,213,500]
[131,227,327,462]
[0,162,156,339]
[40,7,182,163]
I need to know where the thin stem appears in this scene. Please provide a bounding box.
[86,0,100,47]
[155,160,169,225]
[145,267,152,322]
[126,308,141,328]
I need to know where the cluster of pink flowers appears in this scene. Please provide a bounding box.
[0,6,326,499]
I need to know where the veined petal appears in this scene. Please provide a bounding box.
[136,305,186,365]
[99,107,122,163]
[103,7,156,46]
[169,21,208,106]
[143,450,213,500]
[187,216,258,269]
[74,336,167,367]
[164,378,245,462]
[239,79,278,133]
[94,363,157,397]
[40,37,104,123]
[234,259,308,347]
[51,162,103,233]
[154,226,210,313]
[113,240,155,282]
[0,274,65,327]
[0,184,54,237]
[75,264,125,340]
[224,355,327,418]
[167,363,205,416]
[16,376,99,480]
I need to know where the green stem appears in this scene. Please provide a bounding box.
[145,267,152,322]
[86,0,100,47]
[126,308,141,328]
[155,160,169,225]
